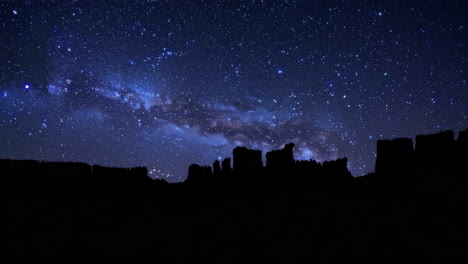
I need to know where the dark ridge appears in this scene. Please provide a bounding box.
[2,129,466,262]
[1,160,151,187]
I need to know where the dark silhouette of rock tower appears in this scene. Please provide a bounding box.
[233,146,262,172]
[266,143,295,169]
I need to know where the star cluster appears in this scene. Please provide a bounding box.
[1,1,466,182]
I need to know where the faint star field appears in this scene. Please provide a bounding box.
[0,1,466,182]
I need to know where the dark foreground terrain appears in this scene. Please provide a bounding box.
[2,130,466,262]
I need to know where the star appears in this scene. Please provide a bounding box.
[0,1,465,181]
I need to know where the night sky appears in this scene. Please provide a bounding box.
[1,1,466,182]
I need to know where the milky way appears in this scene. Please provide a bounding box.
[1,1,467,182]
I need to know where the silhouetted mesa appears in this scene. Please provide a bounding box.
[184,129,467,190]
[375,137,414,176]
[4,129,466,189]
[186,164,212,183]
[213,160,221,175]
[321,157,352,179]
[221,158,232,172]
[266,143,295,169]
[458,129,468,156]
[2,129,466,262]
[233,146,263,171]
[1,159,151,186]
[186,141,353,188]
[372,129,467,191]
[458,129,468,146]
[415,130,455,161]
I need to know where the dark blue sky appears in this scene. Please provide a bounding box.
[1,1,466,182]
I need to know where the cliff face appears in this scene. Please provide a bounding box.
[456,129,468,157]
[186,142,353,185]
[233,146,263,171]
[375,130,466,174]
[375,137,414,176]
[266,143,295,169]
[221,158,232,172]
[185,129,467,188]
[3,130,466,262]
[3,129,465,190]
[186,164,212,183]
[213,160,221,175]
[322,157,351,179]
[415,130,455,160]
[373,129,467,190]
[458,129,468,147]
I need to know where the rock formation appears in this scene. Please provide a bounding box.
[375,137,414,176]
[186,164,212,183]
[213,160,221,175]
[415,130,455,160]
[222,158,232,172]
[233,146,263,171]
[266,143,295,169]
